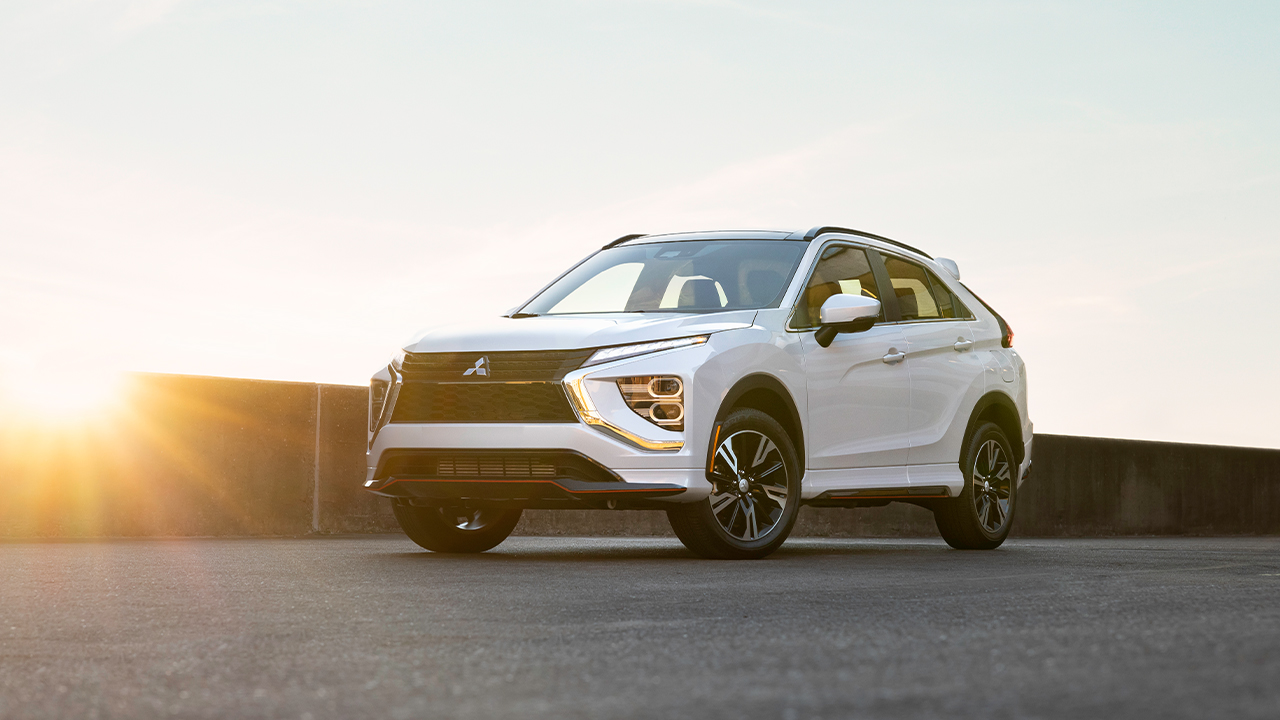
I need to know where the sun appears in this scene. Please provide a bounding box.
[0,369,126,423]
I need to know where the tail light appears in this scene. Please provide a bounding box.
[1002,321,1014,348]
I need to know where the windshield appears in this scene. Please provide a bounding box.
[519,240,808,316]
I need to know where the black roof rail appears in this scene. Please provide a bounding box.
[602,233,647,249]
[802,226,933,259]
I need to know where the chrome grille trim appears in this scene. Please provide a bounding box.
[400,349,594,383]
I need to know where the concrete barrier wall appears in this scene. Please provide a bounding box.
[1,373,1276,538]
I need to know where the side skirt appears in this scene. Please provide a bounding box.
[805,485,951,508]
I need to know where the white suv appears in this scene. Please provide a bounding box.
[366,227,1031,559]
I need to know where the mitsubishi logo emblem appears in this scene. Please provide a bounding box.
[463,356,489,377]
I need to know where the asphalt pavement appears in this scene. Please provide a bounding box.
[1,535,1277,719]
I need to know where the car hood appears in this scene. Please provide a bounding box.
[404,310,758,353]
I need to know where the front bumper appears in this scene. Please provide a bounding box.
[365,422,711,505]
[366,340,731,505]
[368,475,686,509]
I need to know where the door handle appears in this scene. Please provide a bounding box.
[953,339,974,352]
[882,349,906,365]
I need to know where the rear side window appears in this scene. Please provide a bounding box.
[792,245,882,328]
[883,256,974,322]
[884,256,942,320]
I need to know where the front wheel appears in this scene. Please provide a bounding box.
[667,409,802,559]
[933,422,1017,549]
[392,503,523,553]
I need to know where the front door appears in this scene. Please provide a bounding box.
[793,244,912,471]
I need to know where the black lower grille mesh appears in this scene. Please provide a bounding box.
[390,382,576,424]
[376,450,620,483]
[437,455,556,478]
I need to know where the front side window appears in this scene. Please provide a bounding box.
[521,241,807,315]
[791,245,883,328]
[883,256,964,321]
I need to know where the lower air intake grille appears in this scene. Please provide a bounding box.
[437,455,557,478]
[389,382,577,424]
[376,450,620,484]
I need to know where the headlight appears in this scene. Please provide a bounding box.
[617,376,685,432]
[583,335,708,368]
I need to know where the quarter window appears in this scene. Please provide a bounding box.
[928,272,974,320]
[792,245,882,328]
[882,256,963,321]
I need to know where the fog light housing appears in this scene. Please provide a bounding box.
[369,378,391,432]
[617,376,685,432]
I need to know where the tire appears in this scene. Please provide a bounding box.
[667,408,802,559]
[934,422,1017,550]
[392,503,523,553]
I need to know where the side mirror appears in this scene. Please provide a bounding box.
[815,294,880,348]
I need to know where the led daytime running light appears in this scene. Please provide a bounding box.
[563,373,683,452]
[584,335,708,367]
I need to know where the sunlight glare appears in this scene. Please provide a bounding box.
[0,368,126,422]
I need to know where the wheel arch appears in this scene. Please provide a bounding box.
[963,391,1025,466]
[713,373,806,476]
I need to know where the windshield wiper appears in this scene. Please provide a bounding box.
[508,312,540,318]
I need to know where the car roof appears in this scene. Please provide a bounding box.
[619,230,796,244]
[610,226,933,261]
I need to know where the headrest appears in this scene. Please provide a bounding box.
[678,278,721,309]
[895,286,918,317]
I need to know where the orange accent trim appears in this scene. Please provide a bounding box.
[707,424,722,473]
[827,494,948,500]
[378,478,673,494]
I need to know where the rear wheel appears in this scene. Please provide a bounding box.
[934,422,1017,549]
[392,503,523,553]
[667,408,801,559]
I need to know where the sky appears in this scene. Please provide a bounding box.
[0,0,1277,448]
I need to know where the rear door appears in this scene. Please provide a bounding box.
[880,254,987,468]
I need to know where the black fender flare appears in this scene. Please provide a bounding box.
[962,391,1025,465]
[712,373,806,476]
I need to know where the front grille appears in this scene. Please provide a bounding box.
[389,382,577,424]
[376,450,620,483]
[401,349,594,383]
[437,455,556,478]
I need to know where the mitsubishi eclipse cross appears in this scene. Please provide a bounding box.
[365,226,1031,559]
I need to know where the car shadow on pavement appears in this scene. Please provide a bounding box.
[363,537,959,563]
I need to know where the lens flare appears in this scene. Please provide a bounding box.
[0,369,126,423]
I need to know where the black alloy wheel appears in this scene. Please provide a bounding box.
[971,438,1013,533]
[667,408,801,559]
[934,421,1017,549]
